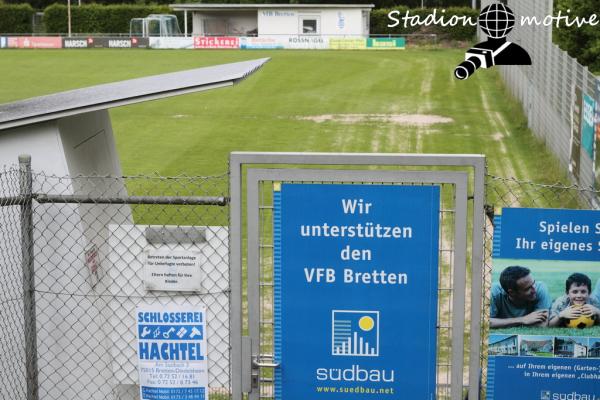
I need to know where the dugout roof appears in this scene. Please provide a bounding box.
[0,58,269,131]
[170,3,374,11]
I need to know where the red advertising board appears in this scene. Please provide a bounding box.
[193,36,239,49]
[8,37,62,49]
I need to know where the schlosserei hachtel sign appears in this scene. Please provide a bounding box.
[273,183,440,399]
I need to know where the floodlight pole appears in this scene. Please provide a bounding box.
[67,0,72,37]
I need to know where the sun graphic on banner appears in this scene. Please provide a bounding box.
[358,316,374,331]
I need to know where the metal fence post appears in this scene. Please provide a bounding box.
[19,154,38,400]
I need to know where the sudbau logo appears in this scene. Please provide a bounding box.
[455,3,531,80]
[542,391,598,400]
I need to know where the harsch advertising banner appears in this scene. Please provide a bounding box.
[89,37,149,48]
[273,184,440,399]
[487,208,600,400]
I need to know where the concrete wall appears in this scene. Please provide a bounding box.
[0,110,132,400]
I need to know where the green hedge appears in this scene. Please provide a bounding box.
[553,0,600,73]
[371,7,479,41]
[43,4,177,34]
[0,4,34,33]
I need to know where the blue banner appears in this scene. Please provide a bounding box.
[136,306,208,400]
[274,184,440,399]
[487,356,600,400]
[494,208,600,261]
[488,208,600,400]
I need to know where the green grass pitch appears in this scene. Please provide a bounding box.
[0,48,568,185]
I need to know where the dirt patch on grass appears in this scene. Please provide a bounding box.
[298,114,453,126]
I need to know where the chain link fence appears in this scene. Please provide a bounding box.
[480,0,600,190]
[0,160,231,400]
[1,158,599,400]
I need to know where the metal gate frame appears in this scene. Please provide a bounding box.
[230,152,486,400]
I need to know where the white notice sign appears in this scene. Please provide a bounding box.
[143,250,203,291]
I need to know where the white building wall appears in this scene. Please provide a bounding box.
[193,11,257,35]
[257,9,298,35]
[256,8,365,36]
[319,9,364,36]
[0,121,67,178]
[0,110,132,400]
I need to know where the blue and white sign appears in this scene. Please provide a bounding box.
[0,37,6,48]
[273,184,440,399]
[136,305,208,400]
[494,207,600,261]
[488,208,600,400]
[582,94,596,160]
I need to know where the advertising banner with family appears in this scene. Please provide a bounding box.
[487,208,600,400]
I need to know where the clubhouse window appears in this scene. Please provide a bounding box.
[301,17,319,34]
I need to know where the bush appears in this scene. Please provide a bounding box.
[43,4,174,34]
[553,0,600,72]
[371,6,479,41]
[4,0,174,11]
[0,4,34,33]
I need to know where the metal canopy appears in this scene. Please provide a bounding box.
[0,58,269,131]
[170,3,374,11]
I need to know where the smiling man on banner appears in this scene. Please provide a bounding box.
[489,265,552,328]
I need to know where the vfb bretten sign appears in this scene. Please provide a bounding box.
[273,184,440,398]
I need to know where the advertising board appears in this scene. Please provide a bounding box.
[329,38,366,50]
[366,38,406,49]
[137,305,209,400]
[193,37,239,49]
[273,183,440,399]
[239,37,284,50]
[88,37,149,48]
[149,37,194,49]
[582,94,595,160]
[487,208,600,400]
[63,38,91,48]
[9,36,62,49]
[570,86,583,181]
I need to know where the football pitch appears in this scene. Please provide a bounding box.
[0,48,566,183]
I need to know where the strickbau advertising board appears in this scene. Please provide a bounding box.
[487,208,600,400]
[273,183,440,399]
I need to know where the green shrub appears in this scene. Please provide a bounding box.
[43,4,173,34]
[371,6,479,41]
[553,0,600,72]
[0,4,35,33]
